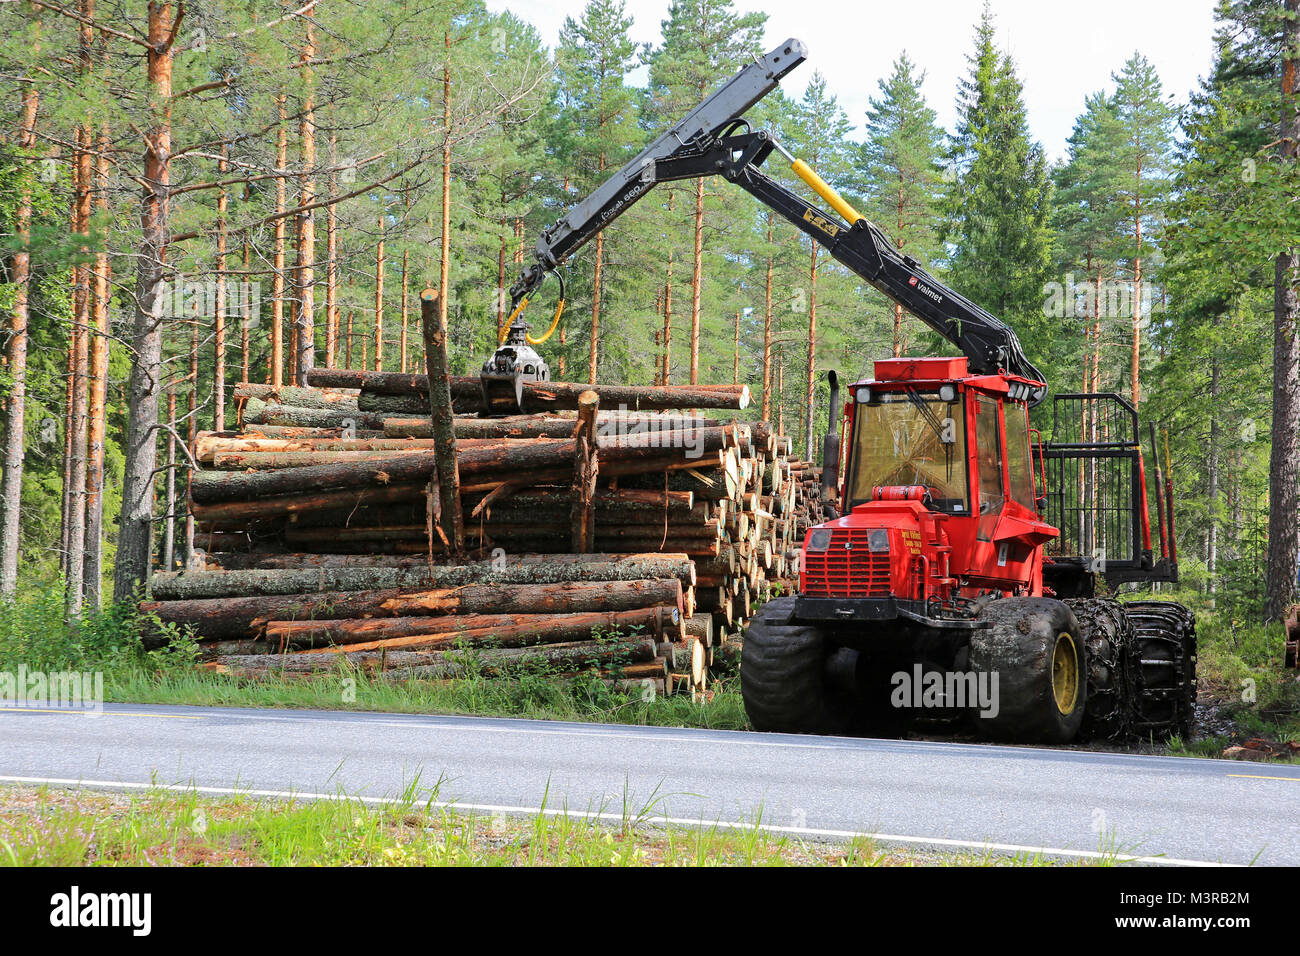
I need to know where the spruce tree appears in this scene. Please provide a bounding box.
[945,5,1053,356]
[860,52,947,356]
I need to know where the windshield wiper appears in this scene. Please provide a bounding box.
[903,388,955,486]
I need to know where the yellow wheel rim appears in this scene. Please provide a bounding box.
[1051,631,1079,716]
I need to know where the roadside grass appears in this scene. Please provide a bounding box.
[5,580,1298,750]
[0,583,750,729]
[0,784,1118,867]
[105,665,752,729]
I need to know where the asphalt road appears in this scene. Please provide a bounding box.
[0,703,1295,865]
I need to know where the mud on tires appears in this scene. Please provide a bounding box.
[741,597,851,735]
[1124,601,1197,740]
[1068,598,1138,742]
[968,597,1086,744]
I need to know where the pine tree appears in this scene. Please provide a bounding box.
[1051,90,1125,395]
[555,0,641,384]
[1159,0,1298,618]
[1111,53,1178,405]
[787,71,854,459]
[649,0,765,384]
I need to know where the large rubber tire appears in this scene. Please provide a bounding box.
[1124,601,1197,741]
[741,597,851,735]
[968,597,1086,744]
[1068,598,1138,742]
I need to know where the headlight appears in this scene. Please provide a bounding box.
[855,387,872,404]
[866,529,890,552]
[807,529,833,552]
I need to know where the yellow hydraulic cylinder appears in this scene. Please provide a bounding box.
[788,158,864,227]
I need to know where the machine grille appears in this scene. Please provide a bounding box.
[803,530,892,598]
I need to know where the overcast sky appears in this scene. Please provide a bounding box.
[485,0,1221,162]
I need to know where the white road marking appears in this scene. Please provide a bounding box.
[0,773,1237,867]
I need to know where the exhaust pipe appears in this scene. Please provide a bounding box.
[820,370,840,506]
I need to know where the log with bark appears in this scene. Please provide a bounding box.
[149,553,696,600]
[141,578,684,641]
[307,368,749,412]
[266,605,677,651]
[214,636,658,676]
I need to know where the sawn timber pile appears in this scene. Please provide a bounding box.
[148,375,828,697]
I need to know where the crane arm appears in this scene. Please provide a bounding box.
[508,38,1047,400]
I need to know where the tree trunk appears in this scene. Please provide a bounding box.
[690,177,704,384]
[373,214,385,370]
[113,0,175,601]
[293,17,317,386]
[185,316,198,566]
[162,385,176,572]
[804,240,819,461]
[241,239,251,381]
[590,230,603,384]
[83,125,111,608]
[663,190,674,386]
[65,122,91,614]
[213,149,227,431]
[0,82,40,596]
[570,390,598,552]
[1207,333,1220,598]
[761,216,773,420]
[216,637,657,677]
[496,221,507,342]
[400,250,409,373]
[344,273,354,367]
[189,430,737,506]
[1266,2,1300,622]
[776,349,784,436]
[271,94,287,388]
[1131,253,1142,405]
[420,288,464,551]
[307,369,749,411]
[325,130,338,369]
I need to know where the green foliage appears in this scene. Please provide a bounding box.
[0,781,1069,866]
[0,0,1293,627]
[944,5,1054,351]
[860,53,947,273]
[0,585,197,674]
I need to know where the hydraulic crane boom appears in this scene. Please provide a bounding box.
[505,37,1047,400]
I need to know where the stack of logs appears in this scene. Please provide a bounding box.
[144,368,831,698]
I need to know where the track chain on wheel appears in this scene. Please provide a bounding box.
[1122,601,1197,740]
[1067,598,1138,741]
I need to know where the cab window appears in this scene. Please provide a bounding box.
[846,391,968,514]
[973,394,1003,540]
[1004,401,1036,508]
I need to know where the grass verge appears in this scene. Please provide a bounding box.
[0,783,1121,867]
[4,580,1298,751]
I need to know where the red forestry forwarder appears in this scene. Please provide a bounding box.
[495,39,1196,743]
